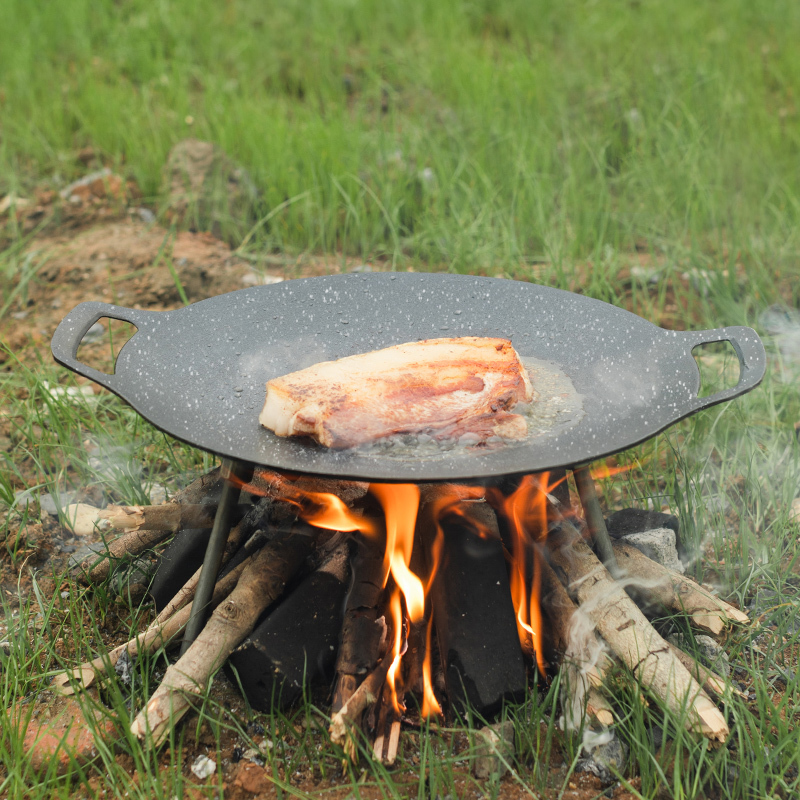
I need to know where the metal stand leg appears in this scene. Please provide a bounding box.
[180,458,252,654]
[572,465,620,578]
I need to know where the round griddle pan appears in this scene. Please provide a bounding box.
[51,273,766,482]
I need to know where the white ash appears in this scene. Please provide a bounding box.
[578,730,628,783]
[559,604,607,732]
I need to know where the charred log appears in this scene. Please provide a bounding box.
[428,500,526,718]
[149,497,271,612]
[329,655,392,762]
[226,539,350,711]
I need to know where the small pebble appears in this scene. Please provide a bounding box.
[81,322,106,344]
[39,492,77,516]
[190,754,217,780]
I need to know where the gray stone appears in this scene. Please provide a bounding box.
[578,732,628,783]
[136,207,156,224]
[472,720,515,779]
[620,527,684,573]
[148,483,167,505]
[68,542,105,571]
[606,507,687,558]
[606,508,680,539]
[240,272,284,287]
[694,634,730,679]
[114,649,134,686]
[81,322,106,344]
[38,491,77,516]
[13,490,36,511]
[630,265,661,286]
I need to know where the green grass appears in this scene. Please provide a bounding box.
[1,0,800,277]
[2,0,800,797]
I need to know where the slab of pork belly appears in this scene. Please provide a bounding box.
[259,337,534,449]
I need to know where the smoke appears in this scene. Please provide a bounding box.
[581,728,614,752]
[552,518,674,733]
[559,602,606,733]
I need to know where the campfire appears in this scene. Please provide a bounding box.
[58,462,748,762]
[48,273,761,769]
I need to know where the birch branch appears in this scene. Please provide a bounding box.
[130,523,318,746]
[612,541,749,635]
[548,525,729,741]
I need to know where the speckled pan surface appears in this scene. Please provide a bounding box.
[51,273,766,481]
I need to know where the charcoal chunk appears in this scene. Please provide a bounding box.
[226,570,347,711]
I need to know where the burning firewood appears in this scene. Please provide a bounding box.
[242,469,369,508]
[64,502,248,537]
[331,535,386,714]
[130,521,320,746]
[71,467,225,584]
[330,653,393,762]
[547,524,729,741]
[612,541,749,635]
[372,683,403,766]
[430,498,527,716]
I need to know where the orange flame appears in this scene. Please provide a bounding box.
[385,590,406,715]
[495,474,549,677]
[234,470,377,537]
[590,461,634,480]
[369,483,443,717]
[237,470,557,716]
[301,491,375,535]
[370,484,424,620]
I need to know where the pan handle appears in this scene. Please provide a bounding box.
[50,301,161,391]
[677,325,767,412]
